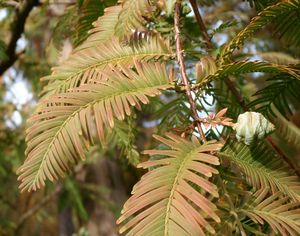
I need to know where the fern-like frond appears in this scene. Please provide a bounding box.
[77,6,121,50]
[218,140,300,201]
[73,0,106,47]
[205,81,243,120]
[108,118,141,166]
[220,0,300,63]
[41,35,172,96]
[246,0,277,11]
[271,108,300,149]
[17,61,173,192]
[154,93,193,133]
[249,75,300,117]
[258,52,300,65]
[117,134,222,235]
[241,188,300,236]
[271,1,300,48]
[200,60,300,86]
[115,0,154,38]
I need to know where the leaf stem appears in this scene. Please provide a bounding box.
[174,1,206,142]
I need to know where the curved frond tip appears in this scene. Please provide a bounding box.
[76,5,122,50]
[17,61,174,192]
[220,0,300,63]
[270,108,300,149]
[219,140,300,201]
[242,188,300,236]
[117,134,223,236]
[115,0,154,38]
[42,34,172,97]
[200,60,300,86]
[249,74,300,117]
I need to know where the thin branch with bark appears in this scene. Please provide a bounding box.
[15,185,62,233]
[174,1,206,142]
[190,0,213,49]
[190,0,249,109]
[189,0,300,178]
[0,0,40,75]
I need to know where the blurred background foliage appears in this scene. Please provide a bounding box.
[0,0,299,235]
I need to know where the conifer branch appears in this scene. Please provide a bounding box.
[190,0,300,178]
[174,1,206,142]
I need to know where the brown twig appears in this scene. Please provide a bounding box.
[0,0,40,75]
[189,0,300,178]
[189,0,213,49]
[174,2,206,142]
[267,137,300,177]
[189,0,248,109]
[224,76,249,111]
